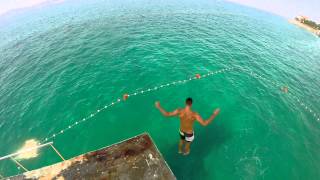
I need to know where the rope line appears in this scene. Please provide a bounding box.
[239,67,320,122]
[42,66,319,143]
[41,67,235,142]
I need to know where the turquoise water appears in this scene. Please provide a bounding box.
[1,0,320,179]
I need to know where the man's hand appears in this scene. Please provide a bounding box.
[155,101,178,117]
[196,108,220,126]
[213,108,220,116]
[155,101,161,109]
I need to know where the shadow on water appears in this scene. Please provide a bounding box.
[163,124,232,180]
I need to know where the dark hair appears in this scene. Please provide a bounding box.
[186,97,193,106]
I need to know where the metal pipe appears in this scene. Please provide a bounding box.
[49,144,66,161]
[0,142,53,161]
[10,157,28,172]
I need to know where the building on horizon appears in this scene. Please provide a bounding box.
[295,15,309,23]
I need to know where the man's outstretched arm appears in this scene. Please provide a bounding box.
[155,101,179,117]
[195,108,220,126]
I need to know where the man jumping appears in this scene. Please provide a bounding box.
[155,97,220,155]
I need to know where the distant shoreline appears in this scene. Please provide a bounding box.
[289,19,320,37]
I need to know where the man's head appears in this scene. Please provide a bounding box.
[186,97,193,106]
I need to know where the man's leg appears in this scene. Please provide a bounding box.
[178,139,184,154]
[184,141,191,155]
[184,133,194,155]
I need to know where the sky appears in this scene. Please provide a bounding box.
[227,0,320,22]
[0,0,319,22]
[0,0,63,16]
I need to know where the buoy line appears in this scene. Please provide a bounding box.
[41,66,319,143]
[238,67,319,122]
[41,67,235,142]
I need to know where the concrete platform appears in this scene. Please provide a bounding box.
[9,133,175,180]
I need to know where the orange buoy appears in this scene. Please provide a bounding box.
[123,93,129,101]
[195,74,201,79]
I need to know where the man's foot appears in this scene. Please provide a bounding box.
[178,150,183,154]
[183,151,190,156]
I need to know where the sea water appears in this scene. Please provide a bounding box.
[0,0,319,179]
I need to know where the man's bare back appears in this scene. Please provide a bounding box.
[155,97,220,155]
[178,108,197,134]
